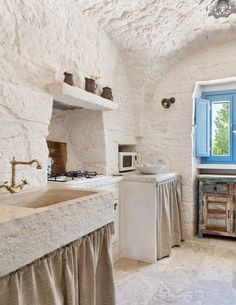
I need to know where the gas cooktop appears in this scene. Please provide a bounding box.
[48,171,99,182]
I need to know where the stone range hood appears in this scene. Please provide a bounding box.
[46,82,118,111]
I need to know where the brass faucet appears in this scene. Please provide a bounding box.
[0,157,42,194]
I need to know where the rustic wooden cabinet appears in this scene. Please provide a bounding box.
[198,175,236,238]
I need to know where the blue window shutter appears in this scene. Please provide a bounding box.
[195,98,210,157]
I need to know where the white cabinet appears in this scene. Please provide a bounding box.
[111,189,120,261]
[120,173,183,263]
[121,181,157,262]
[112,198,119,245]
[88,182,121,261]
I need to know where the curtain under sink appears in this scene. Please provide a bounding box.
[0,223,115,305]
[156,176,185,259]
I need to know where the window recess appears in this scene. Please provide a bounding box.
[195,90,236,164]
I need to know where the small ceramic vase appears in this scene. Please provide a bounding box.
[85,78,97,94]
[47,157,54,176]
[101,86,114,101]
[63,72,74,86]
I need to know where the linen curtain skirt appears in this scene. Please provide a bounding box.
[156,176,185,259]
[0,223,115,305]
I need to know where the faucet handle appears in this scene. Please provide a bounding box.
[0,181,8,189]
[22,179,29,185]
[0,181,8,187]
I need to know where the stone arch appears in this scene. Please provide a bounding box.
[140,24,236,101]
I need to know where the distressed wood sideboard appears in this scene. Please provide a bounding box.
[198,175,236,238]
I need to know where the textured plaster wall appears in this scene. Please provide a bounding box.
[0,82,52,185]
[137,40,236,237]
[0,0,137,184]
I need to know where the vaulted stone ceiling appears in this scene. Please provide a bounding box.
[77,0,236,95]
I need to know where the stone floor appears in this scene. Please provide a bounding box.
[114,236,236,305]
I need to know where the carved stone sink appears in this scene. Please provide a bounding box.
[0,186,113,277]
[0,188,97,209]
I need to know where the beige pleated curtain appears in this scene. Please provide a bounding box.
[0,223,116,305]
[156,176,185,259]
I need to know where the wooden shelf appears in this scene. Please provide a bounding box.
[46,82,118,111]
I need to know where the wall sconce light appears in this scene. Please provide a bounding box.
[207,0,236,18]
[161,97,176,109]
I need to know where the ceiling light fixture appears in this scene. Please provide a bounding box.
[207,0,236,18]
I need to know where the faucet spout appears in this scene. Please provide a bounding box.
[10,157,42,168]
[28,159,42,169]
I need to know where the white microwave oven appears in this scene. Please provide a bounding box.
[119,152,137,172]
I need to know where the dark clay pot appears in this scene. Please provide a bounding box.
[85,78,97,94]
[63,72,74,86]
[101,86,114,101]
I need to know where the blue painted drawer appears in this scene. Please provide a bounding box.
[202,183,229,195]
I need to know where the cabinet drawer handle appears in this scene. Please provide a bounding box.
[114,203,118,210]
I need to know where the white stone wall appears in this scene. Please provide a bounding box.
[48,109,106,173]
[0,81,52,186]
[0,0,137,184]
[137,40,236,237]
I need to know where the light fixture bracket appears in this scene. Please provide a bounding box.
[161,97,175,109]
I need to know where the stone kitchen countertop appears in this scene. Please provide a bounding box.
[123,172,179,183]
[58,175,123,187]
[0,185,114,277]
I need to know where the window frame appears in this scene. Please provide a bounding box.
[201,89,236,164]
